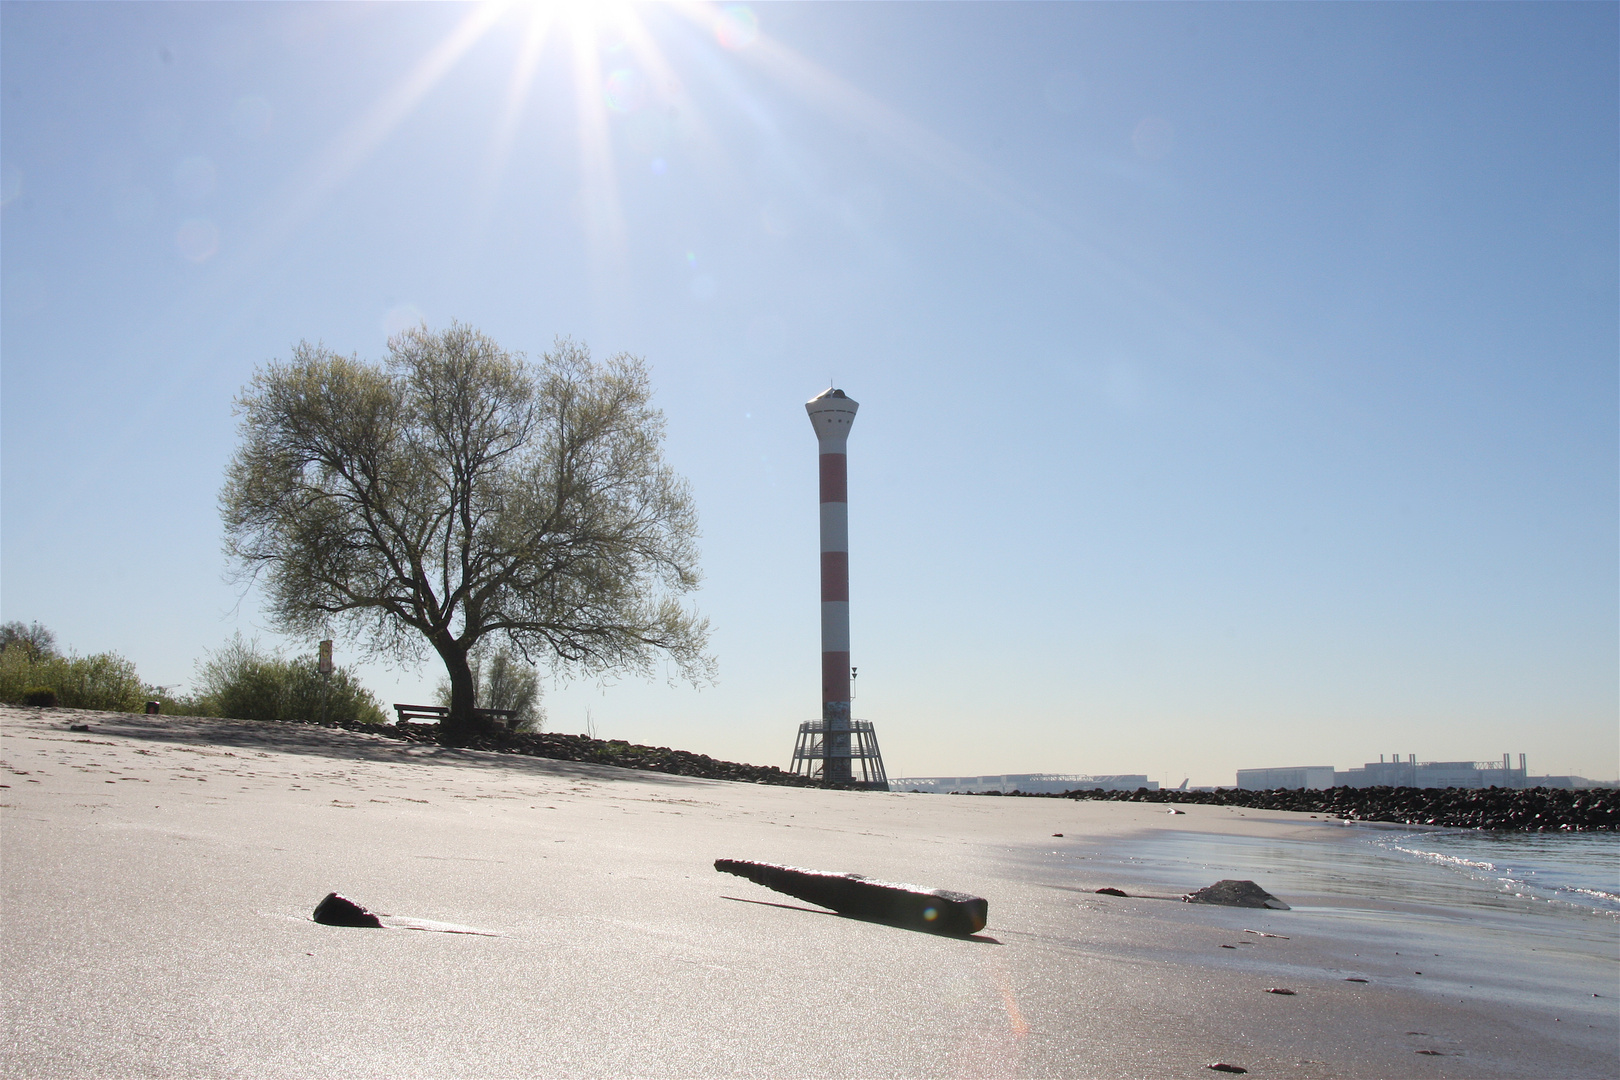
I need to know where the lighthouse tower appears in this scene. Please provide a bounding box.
[789,388,888,789]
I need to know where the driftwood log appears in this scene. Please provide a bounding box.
[716,859,988,936]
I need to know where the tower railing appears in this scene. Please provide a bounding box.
[790,719,888,790]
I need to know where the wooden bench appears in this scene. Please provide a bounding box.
[392,704,519,729]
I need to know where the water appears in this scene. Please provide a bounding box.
[1032,822,1620,923]
[1016,821,1619,1020]
[1373,828,1620,918]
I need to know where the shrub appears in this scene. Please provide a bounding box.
[191,636,387,725]
[0,642,144,711]
[50,651,145,711]
[0,645,33,703]
[22,687,58,707]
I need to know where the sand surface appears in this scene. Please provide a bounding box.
[3,707,1614,1078]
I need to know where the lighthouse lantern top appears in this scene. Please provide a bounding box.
[805,387,858,443]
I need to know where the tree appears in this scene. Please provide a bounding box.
[435,642,544,732]
[221,324,711,744]
[0,621,57,661]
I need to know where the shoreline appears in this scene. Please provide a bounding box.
[4,706,1615,1077]
[23,703,1615,830]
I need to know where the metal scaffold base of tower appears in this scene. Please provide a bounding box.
[789,719,889,790]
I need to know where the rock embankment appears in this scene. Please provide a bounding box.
[288,716,826,786]
[988,784,1616,831]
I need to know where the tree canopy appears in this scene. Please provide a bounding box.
[221,324,711,743]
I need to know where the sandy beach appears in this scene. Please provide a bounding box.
[3,706,1614,1078]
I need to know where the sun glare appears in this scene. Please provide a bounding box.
[232,0,1045,322]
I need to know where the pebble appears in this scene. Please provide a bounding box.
[312,892,382,928]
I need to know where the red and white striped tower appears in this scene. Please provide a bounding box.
[807,387,857,783]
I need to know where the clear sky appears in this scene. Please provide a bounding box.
[3,2,1615,786]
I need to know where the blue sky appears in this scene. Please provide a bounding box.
[3,2,1614,785]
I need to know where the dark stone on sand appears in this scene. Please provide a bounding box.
[1184,880,1290,910]
[68,724,89,732]
[312,892,382,928]
[716,859,988,936]
[1264,987,1296,995]
[1206,1064,1248,1074]
[1095,887,1129,897]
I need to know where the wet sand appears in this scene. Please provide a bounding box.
[3,707,1614,1078]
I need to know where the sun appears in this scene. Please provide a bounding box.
[257,0,1009,313]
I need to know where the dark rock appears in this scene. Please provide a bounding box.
[68,724,89,732]
[255,716,837,787]
[312,892,382,928]
[1094,887,1129,897]
[1033,783,1615,832]
[1185,880,1289,909]
[1207,1064,1248,1074]
[1264,987,1296,995]
[716,859,988,936]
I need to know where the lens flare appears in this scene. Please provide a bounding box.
[715,5,759,49]
[604,68,644,113]
[175,218,219,262]
[382,303,425,339]
[923,906,939,921]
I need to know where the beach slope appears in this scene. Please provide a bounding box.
[2,708,1612,1078]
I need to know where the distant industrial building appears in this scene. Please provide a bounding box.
[1234,766,1337,790]
[891,774,1158,795]
[1236,753,1609,790]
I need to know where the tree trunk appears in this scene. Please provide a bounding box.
[437,640,480,746]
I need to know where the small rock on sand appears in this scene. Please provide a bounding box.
[312,892,382,928]
[1184,880,1290,910]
